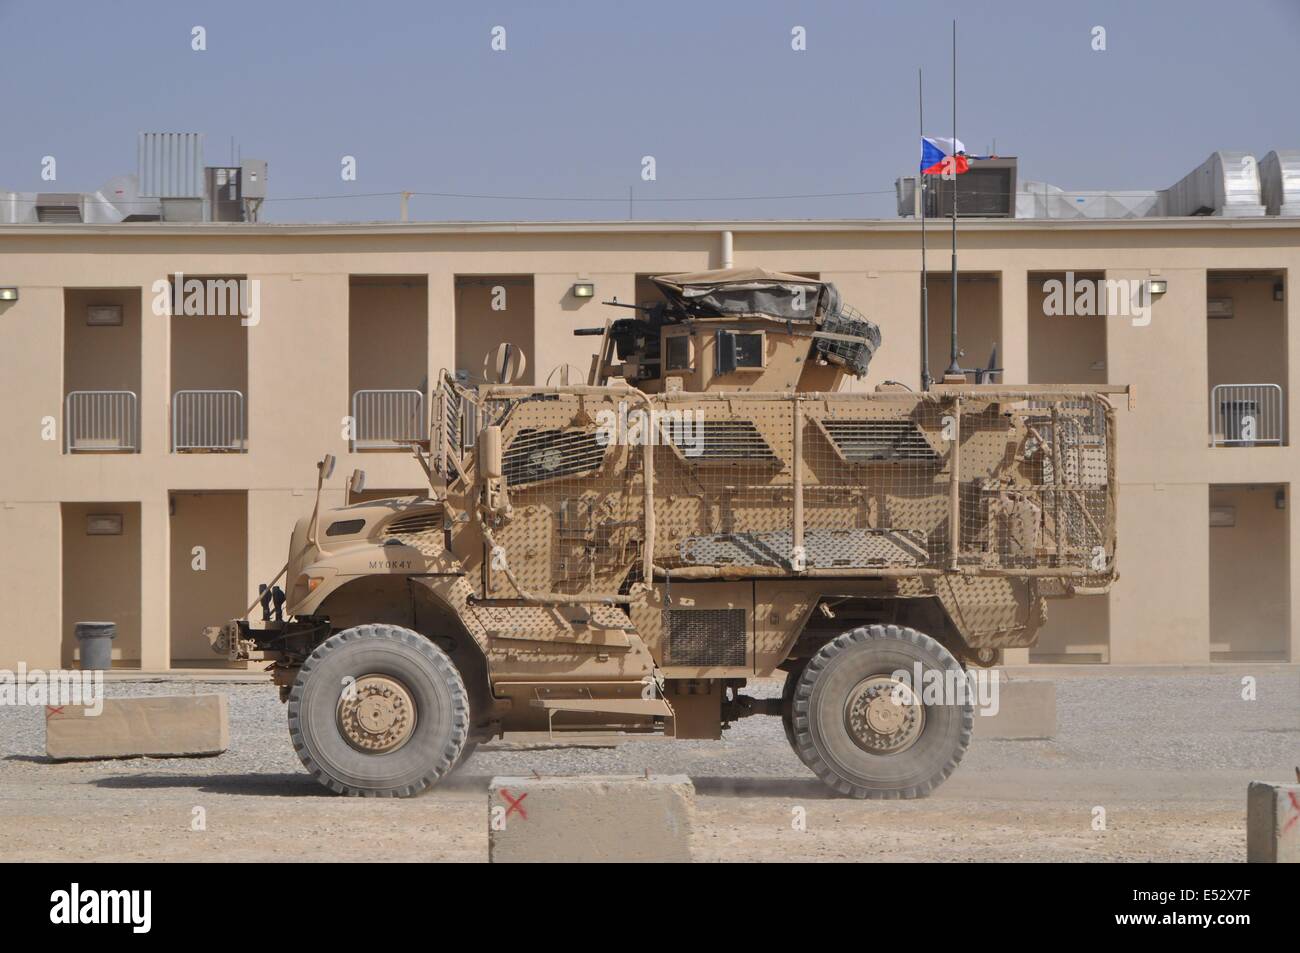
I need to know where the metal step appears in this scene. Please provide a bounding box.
[528,696,675,741]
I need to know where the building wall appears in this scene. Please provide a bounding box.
[922,273,1001,381]
[454,277,535,384]
[171,310,248,394]
[64,288,142,395]
[1209,484,1290,659]
[1028,272,1108,384]
[60,502,141,667]
[0,219,1296,669]
[1207,275,1286,391]
[349,278,428,394]
[168,491,248,665]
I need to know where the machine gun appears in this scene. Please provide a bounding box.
[573,300,672,384]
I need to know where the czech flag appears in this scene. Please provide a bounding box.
[919,137,988,175]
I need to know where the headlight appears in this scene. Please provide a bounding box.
[291,574,325,605]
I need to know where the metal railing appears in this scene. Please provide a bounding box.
[1209,383,1285,446]
[64,391,138,453]
[172,389,246,452]
[351,389,426,450]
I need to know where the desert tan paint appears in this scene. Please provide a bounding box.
[0,219,1296,670]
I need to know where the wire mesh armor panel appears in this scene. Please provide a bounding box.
[471,387,1115,601]
[957,397,1113,577]
[801,399,950,569]
[483,393,647,599]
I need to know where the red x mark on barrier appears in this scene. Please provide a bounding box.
[1282,792,1300,835]
[45,706,64,718]
[500,789,528,821]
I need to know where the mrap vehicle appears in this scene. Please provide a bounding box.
[208,268,1125,798]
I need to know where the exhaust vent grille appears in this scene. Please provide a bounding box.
[503,428,607,486]
[36,204,82,223]
[675,419,776,463]
[663,608,747,666]
[387,511,442,535]
[822,419,940,463]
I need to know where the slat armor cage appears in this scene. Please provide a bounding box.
[435,376,1118,602]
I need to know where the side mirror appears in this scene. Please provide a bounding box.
[319,454,336,480]
[478,425,503,479]
[348,468,367,496]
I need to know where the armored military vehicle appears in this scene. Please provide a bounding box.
[209,268,1124,798]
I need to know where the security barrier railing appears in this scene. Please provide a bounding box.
[65,390,138,453]
[1209,383,1284,446]
[172,389,246,452]
[351,389,426,450]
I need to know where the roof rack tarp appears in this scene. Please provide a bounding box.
[652,268,826,322]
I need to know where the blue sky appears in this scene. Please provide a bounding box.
[2,0,1297,221]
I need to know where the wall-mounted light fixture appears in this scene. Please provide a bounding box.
[1207,297,1234,319]
[1274,281,1285,302]
[86,513,124,535]
[1276,487,1286,511]
[1146,279,1168,296]
[1209,504,1235,528]
[0,287,18,302]
[571,281,595,299]
[87,304,123,326]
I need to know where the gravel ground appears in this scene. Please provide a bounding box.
[1,672,1296,862]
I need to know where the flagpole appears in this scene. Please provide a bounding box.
[946,18,962,377]
[919,68,931,391]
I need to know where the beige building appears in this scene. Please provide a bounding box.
[0,217,1295,669]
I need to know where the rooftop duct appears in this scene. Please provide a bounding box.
[1259,150,1300,216]
[1159,150,1265,217]
[1015,183,1159,219]
[899,149,1288,220]
[34,194,83,223]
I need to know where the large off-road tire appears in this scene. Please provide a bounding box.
[780,664,803,750]
[454,740,480,769]
[788,624,972,799]
[288,624,469,797]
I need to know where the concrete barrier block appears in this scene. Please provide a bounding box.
[1247,781,1300,863]
[489,775,694,863]
[972,677,1056,740]
[45,694,229,760]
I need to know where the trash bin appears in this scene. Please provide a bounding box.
[1219,399,1259,447]
[75,621,116,671]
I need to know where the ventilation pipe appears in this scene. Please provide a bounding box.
[720,230,734,269]
[1260,151,1300,216]
[1159,151,1266,217]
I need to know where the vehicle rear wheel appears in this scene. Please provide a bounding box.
[788,624,972,799]
[288,624,469,797]
[454,740,480,769]
[780,664,803,750]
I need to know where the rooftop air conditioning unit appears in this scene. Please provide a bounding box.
[924,158,1018,218]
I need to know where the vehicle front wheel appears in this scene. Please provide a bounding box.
[788,624,972,799]
[288,624,469,797]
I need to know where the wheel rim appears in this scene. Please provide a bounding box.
[337,674,419,754]
[843,674,925,755]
